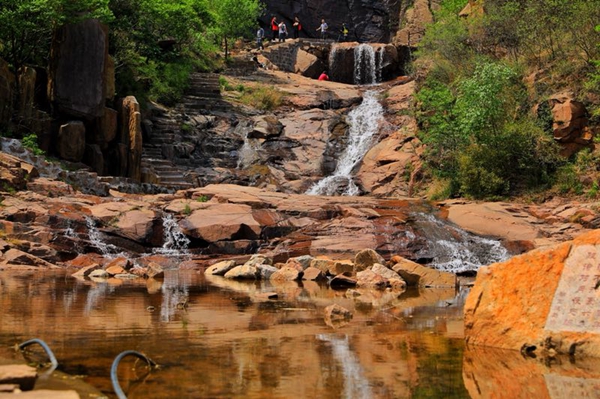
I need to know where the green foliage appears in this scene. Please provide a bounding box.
[0,0,112,72]
[239,85,284,111]
[2,183,16,194]
[209,0,264,58]
[109,0,218,105]
[181,122,193,133]
[196,194,208,202]
[417,60,562,199]
[22,133,44,156]
[183,203,192,215]
[413,0,600,199]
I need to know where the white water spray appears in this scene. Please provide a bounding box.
[354,44,384,85]
[307,91,383,196]
[85,217,125,258]
[413,213,509,273]
[237,136,261,169]
[153,214,190,256]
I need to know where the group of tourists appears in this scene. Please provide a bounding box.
[256,15,350,50]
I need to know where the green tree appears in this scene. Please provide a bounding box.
[0,0,112,74]
[108,0,215,104]
[210,0,264,59]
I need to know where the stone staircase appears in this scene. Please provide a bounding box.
[141,114,195,190]
[223,57,258,77]
[178,73,230,114]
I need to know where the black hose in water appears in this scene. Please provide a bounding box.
[111,350,157,399]
[18,338,59,374]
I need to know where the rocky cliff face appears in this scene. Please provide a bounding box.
[260,0,404,43]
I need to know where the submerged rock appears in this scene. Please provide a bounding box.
[205,260,237,276]
[324,304,353,329]
[392,257,456,288]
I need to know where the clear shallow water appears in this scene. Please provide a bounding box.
[1,270,598,398]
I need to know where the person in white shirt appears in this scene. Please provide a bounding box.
[316,19,328,40]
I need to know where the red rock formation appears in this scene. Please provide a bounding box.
[465,230,600,358]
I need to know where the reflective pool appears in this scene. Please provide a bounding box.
[1,270,598,398]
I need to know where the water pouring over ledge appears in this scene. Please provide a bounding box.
[306,90,383,196]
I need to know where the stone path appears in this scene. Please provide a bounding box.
[142,72,234,190]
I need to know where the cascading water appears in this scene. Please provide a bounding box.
[153,213,191,256]
[307,90,383,196]
[354,44,384,85]
[85,217,125,258]
[412,213,509,273]
[237,136,261,169]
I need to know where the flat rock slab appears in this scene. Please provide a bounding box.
[0,365,37,391]
[445,202,540,242]
[0,390,79,398]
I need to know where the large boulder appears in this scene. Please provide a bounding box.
[249,115,283,139]
[48,19,108,119]
[392,257,457,288]
[57,121,86,162]
[94,107,118,149]
[294,49,325,79]
[114,209,162,246]
[464,229,600,358]
[180,203,261,242]
[354,249,385,273]
[548,91,593,157]
[17,66,37,121]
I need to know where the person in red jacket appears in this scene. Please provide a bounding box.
[318,71,329,81]
[270,16,279,41]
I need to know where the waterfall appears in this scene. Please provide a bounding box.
[412,213,509,273]
[237,136,261,169]
[153,214,190,256]
[85,217,125,258]
[307,90,383,196]
[354,44,384,85]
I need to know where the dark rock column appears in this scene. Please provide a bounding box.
[48,19,108,120]
[0,59,14,127]
[119,96,142,181]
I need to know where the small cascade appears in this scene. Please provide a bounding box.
[153,214,191,256]
[307,90,383,196]
[237,136,261,169]
[85,217,125,258]
[412,213,509,273]
[354,44,383,85]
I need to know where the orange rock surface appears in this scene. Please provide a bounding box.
[465,230,600,358]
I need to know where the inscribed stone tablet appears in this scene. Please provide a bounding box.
[544,374,600,399]
[544,244,600,333]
